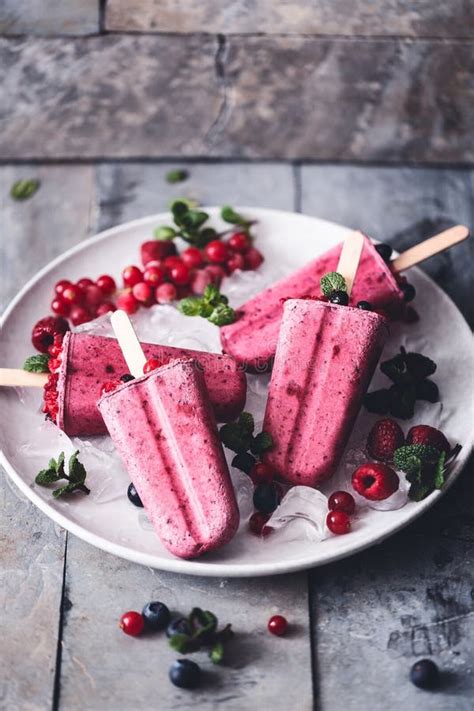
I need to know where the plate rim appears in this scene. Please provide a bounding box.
[1,207,472,577]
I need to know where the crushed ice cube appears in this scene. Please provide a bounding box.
[266,487,328,542]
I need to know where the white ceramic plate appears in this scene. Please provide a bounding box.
[1,208,472,577]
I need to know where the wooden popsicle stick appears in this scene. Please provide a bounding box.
[336,230,365,296]
[110,310,147,378]
[391,224,469,273]
[0,368,48,387]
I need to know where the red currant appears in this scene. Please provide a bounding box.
[61,284,83,305]
[155,283,177,304]
[226,253,245,274]
[140,240,176,266]
[76,277,94,290]
[228,232,250,252]
[51,297,70,317]
[204,240,229,264]
[101,380,122,395]
[48,343,63,357]
[132,282,153,304]
[328,491,356,515]
[248,512,270,536]
[181,247,203,270]
[116,290,139,314]
[54,279,73,297]
[189,269,213,295]
[96,274,116,295]
[119,611,144,637]
[69,306,90,326]
[204,264,226,286]
[122,265,143,288]
[84,285,104,308]
[169,263,190,286]
[326,510,351,535]
[250,462,274,485]
[163,255,183,272]
[48,357,62,373]
[268,615,288,636]
[143,265,165,287]
[244,247,264,270]
[143,357,161,374]
[96,301,116,316]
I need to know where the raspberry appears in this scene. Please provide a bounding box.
[406,425,450,455]
[352,462,399,501]
[31,316,69,353]
[366,418,405,461]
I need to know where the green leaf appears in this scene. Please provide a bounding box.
[35,468,61,485]
[194,227,218,247]
[220,424,252,454]
[220,205,248,226]
[404,351,437,380]
[231,452,256,474]
[169,633,194,654]
[408,479,433,502]
[203,284,220,306]
[320,271,347,297]
[23,354,50,373]
[238,412,255,436]
[169,197,198,212]
[10,178,40,201]
[210,641,224,664]
[165,169,188,184]
[208,304,236,326]
[68,451,87,484]
[380,352,409,384]
[434,451,447,489]
[394,444,440,473]
[251,431,274,455]
[153,225,176,241]
[52,484,70,499]
[189,608,218,641]
[363,389,391,415]
[388,384,416,420]
[179,297,204,317]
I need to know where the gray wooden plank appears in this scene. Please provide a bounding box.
[96,161,295,230]
[106,0,474,39]
[0,165,97,310]
[300,165,474,326]
[311,458,474,711]
[1,36,473,163]
[0,0,99,36]
[0,470,66,711]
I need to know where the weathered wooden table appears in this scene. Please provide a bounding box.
[1,162,472,710]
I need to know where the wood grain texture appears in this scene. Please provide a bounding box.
[300,165,474,326]
[106,0,474,38]
[1,36,472,163]
[0,0,98,36]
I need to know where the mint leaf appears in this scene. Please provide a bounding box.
[52,484,70,499]
[251,431,274,455]
[394,444,440,473]
[35,451,89,497]
[169,634,195,654]
[170,197,198,211]
[203,284,220,306]
[320,271,346,297]
[11,178,40,201]
[210,641,224,664]
[35,468,61,485]
[404,351,437,380]
[208,304,236,326]
[165,169,188,184]
[189,608,218,641]
[23,354,50,373]
[408,479,433,502]
[68,451,87,484]
[153,226,176,241]
[219,423,252,454]
[221,205,249,227]
[238,412,255,436]
[179,297,204,317]
[434,451,447,489]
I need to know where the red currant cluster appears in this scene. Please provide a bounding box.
[326,491,355,534]
[51,275,117,326]
[247,462,284,536]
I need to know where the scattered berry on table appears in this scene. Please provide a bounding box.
[248,512,271,536]
[181,247,203,270]
[166,617,192,638]
[116,290,139,314]
[367,418,405,461]
[169,659,201,689]
[244,247,264,270]
[119,611,144,636]
[204,240,229,264]
[374,243,393,262]
[31,316,69,353]
[326,510,351,535]
[357,301,373,311]
[155,282,177,304]
[122,265,143,288]
[401,282,416,302]
[228,232,250,253]
[249,462,274,485]
[132,281,153,305]
[96,274,117,295]
[328,290,349,306]
[406,425,450,454]
[410,659,439,689]
[69,305,90,326]
[143,358,161,374]
[328,491,355,515]
[352,462,399,501]
[253,482,281,514]
[268,615,288,636]
[142,600,171,631]
[127,482,143,507]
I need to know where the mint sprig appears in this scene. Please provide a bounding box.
[23,353,50,373]
[168,608,233,665]
[220,412,273,470]
[35,450,90,497]
[320,271,347,297]
[165,169,188,184]
[179,284,236,327]
[394,443,461,501]
[11,178,40,201]
[220,205,254,233]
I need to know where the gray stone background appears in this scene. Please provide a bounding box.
[0,3,473,710]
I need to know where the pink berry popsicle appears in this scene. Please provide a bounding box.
[46,332,246,435]
[263,299,389,486]
[220,233,400,371]
[98,358,239,558]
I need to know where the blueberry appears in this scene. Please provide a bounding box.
[142,601,171,632]
[329,290,349,306]
[231,451,256,475]
[127,482,143,507]
[120,373,135,383]
[357,301,373,311]
[253,483,281,514]
[401,282,416,302]
[410,659,439,689]
[169,659,201,689]
[375,243,393,262]
[166,617,191,638]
